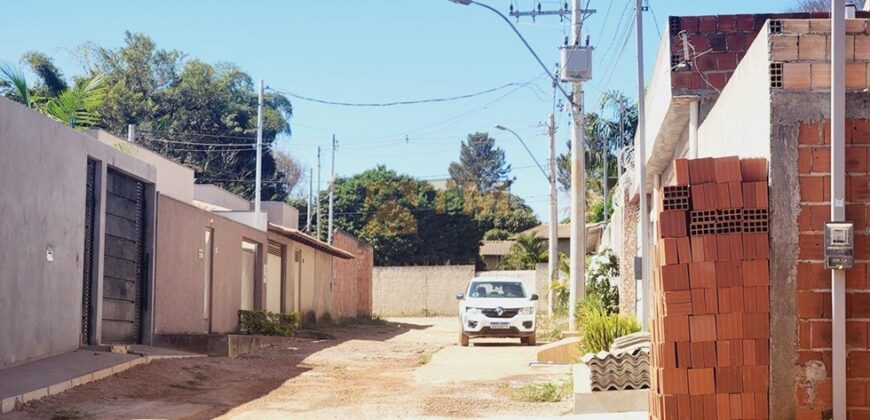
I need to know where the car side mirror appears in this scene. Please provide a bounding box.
[530,294,539,301]
[456,293,464,300]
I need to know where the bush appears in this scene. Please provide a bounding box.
[576,295,640,355]
[585,249,620,314]
[238,310,300,336]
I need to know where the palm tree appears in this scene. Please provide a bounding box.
[0,62,105,129]
[499,232,548,270]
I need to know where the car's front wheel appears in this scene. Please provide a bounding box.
[460,332,469,347]
[522,335,537,346]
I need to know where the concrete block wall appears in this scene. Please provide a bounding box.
[372,265,476,316]
[794,119,870,420]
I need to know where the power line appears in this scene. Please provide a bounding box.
[268,80,536,108]
[137,129,257,141]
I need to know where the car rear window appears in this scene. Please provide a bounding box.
[467,281,526,298]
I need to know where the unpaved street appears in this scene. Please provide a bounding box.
[10,318,573,419]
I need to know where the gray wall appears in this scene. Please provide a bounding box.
[0,97,156,369]
[372,265,547,316]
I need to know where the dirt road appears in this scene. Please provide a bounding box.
[9,318,575,419]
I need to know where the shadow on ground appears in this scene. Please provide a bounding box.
[10,319,427,420]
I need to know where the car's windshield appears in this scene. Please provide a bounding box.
[466,281,526,298]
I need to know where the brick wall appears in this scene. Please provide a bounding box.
[331,230,374,318]
[795,119,870,420]
[772,19,870,91]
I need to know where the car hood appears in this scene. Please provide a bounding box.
[462,297,534,309]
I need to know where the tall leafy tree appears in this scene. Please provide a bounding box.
[558,91,638,221]
[76,32,293,200]
[449,132,512,192]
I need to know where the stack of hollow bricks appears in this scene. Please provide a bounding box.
[797,119,870,420]
[649,156,770,420]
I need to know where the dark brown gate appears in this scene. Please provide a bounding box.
[81,160,97,344]
[101,168,147,343]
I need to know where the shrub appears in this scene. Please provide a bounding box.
[576,295,640,355]
[238,310,300,337]
[585,249,620,314]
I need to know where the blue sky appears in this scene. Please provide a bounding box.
[0,0,793,219]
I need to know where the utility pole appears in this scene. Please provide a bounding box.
[328,134,336,244]
[831,2,846,419]
[306,168,313,232]
[618,99,625,182]
[547,113,558,317]
[567,0,586,332]
[316,146,322,241]
[603,118,609,223]
[255,80,264,222]
[127,124,136,144]
[635,0,650,331]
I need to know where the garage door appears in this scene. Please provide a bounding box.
[101,168,147,344]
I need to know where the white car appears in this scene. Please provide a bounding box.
[456,278,538,347]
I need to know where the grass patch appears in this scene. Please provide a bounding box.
[170,365,209,390]
[535,314,569,343]
[502,380,573,403]
[417,350,437,366]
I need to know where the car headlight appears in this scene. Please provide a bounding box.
[519,307,534,315]
[466,307,482,315]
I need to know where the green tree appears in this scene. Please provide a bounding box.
[77,32,293,200]
[499,232,547,270]
[558,91,637,221]
[0,61,106,129]
[449,132,512,192]
[327,166,484,266]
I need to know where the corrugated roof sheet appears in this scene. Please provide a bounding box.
[267,223,355,259]
[479,240,515,256]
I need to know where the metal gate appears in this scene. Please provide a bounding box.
[81,160,97,344]
[101,168,147,343]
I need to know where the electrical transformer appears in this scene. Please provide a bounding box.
[560,45,593,82]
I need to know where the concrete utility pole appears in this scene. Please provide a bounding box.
[567,0,586,332]
[831,2,846,419]
[127,124,135,144]
[328,134,336,244]
[316,146,322,241]
[603,117,609,223]
[255,80,264,221]
[307,168,313,232]
[547,113,558,317]
[618,99,625,182]
[635,0,650,330]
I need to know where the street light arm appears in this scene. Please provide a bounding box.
[460,0,574,104]
[496,125,551,181]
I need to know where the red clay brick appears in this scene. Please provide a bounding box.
[848,380,867,407]
[718,15,737,32]
[681,16,699,34]
[846,147,869,173]
[853,119,870,144]
[849,293,870,318]
[796,291,832,318]
[799,233,825,260]
[852,175,870,201]
[662,315,691,342]
[800,122,823,145]
[699,16,717,32]
[688,368,716,395]
[690,314,717,342]
[691,236,706,263]
[717,52,738,71]
[661,264,691,291]
[799,147,814,174]
[797,262,828,290]
[846,263,867,289]
[677,341,692,368]
[847,204,867,230]
[799,204,828,232]
[849,351,870,378]
[743,259,769,286]
[810,321,832,348]
[848,321,869,348]
[675,158,691,185]
[812,147,831,173]
[800,176,826,202]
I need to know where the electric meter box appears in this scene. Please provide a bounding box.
[560,46,593,82]
[825,221,855,270]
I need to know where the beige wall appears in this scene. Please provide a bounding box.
[332,230,374,318]
[153,195,266,335]
[88,129,195,203]
[373,266,476,316]
[0,97,156,369]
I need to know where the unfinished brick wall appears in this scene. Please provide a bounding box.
[331,230,374,319]
[649,156,770,420]
[772,19,870,91]
[795,119,870,420]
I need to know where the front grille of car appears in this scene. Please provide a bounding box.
[482,308,518,318]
